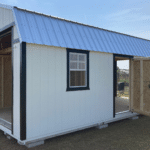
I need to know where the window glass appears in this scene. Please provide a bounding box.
[70,62,78,69]
[70,71,86,86]
[69,53,87,87]
[79,54,86,61]
[79,62,86,70]
[70,53,78,61]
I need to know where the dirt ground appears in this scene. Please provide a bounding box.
[1,115,150,150]
[115,97,129,113]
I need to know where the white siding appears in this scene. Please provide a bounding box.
[13,43,20,139]
[0,7,14,29]
[13,26,19,39]
[26,44,113,140]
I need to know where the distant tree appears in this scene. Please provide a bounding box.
[117,66,120,80]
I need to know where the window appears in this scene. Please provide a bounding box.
[67,49,89,91]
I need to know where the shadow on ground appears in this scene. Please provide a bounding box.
[0,115,150,150]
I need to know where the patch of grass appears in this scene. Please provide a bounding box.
[118,78,129,83]
[117,86,129,98]
[1,116,150,149]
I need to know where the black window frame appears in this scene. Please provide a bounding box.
[67,49,90,91]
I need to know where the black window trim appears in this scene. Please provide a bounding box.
[67,48,90,91]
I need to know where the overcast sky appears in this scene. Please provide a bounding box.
[1,0,150,69]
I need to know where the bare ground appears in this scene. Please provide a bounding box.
[0,115,150,150]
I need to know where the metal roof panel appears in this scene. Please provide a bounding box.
[12,7,150,57]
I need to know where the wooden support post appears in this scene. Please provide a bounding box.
[129,59,131,111]
[140,60,143,111]
[130,59,134,111]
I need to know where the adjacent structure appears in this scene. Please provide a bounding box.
[0,3,150,148]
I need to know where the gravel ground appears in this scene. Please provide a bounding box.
[0,115,150,150]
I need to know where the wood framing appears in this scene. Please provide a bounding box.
[129,59,132,111]
[0,55,12,108]
[140,60,143,111]
[130,59,134,110]
[131,58,150,116]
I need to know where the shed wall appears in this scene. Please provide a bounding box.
[26,44,113,140]
[0,7,14,29]
[13,43,20,139]
[13,26,19,39]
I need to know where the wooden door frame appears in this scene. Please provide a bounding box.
[113,54,133,118]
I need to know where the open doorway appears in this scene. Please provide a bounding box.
[114,54,133,116]
[115,59,129,113]
[0,27,13,130]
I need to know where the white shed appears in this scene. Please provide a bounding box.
[0,3,150,148]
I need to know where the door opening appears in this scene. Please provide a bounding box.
[115,59,129,114]
[113,54,133,117]
[0,27,13,130]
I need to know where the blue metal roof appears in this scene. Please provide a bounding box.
[13,7,150,57]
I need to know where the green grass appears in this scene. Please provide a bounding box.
[117,86,129,98]
[118,78,129,83]
[1,116,150,149]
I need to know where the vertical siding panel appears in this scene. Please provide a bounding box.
[90,52,96,123]
[40,46,49,135]
[0,8,2,28]
[13,26,19,39]
[61,49,68,131]
[89,52,93,124]
[26,44,33,139]
[55,48,62,131]
[30,45,41,137]
[3,8,6,27]
[13,43,20,139]
[47,47,57,134]
[76,91,83,126]
[79,91,85,126]
[0,7,14,29]
[85,53,92,125]
[94,53,101,122]
[100,54,108,121]
[95,53,101,122]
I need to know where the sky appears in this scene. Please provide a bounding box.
[1,0,149,40]
[117,60,129,70]
[1,0,150,69]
